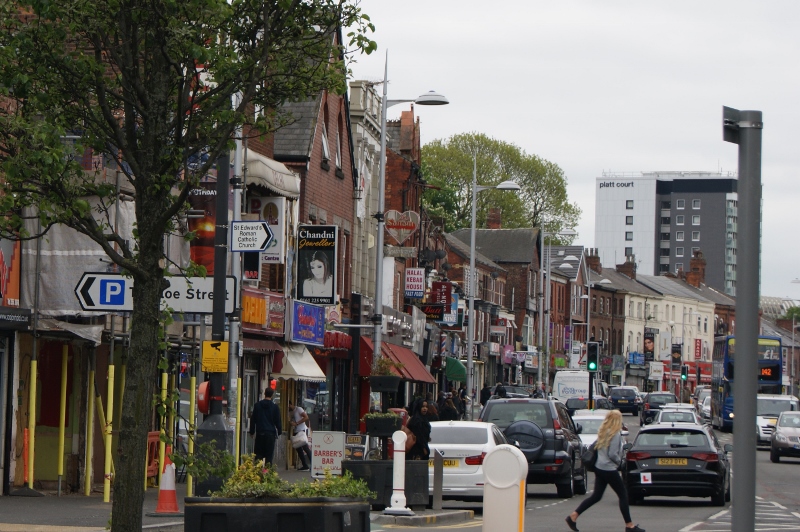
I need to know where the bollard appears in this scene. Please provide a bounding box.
[432,449,443,510]
[382,430,414,516]
[483,444,528,532]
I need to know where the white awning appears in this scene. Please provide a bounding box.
[245,152,301,198]
[272,343,325,382]
[38,319,104,345]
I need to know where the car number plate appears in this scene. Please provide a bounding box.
[767,419,777,426]
[428,459,459,467]
[618,400,628,403]
[657,458,687,466]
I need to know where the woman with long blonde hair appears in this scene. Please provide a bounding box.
[566,409,645,532]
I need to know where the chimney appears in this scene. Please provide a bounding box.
[586,248,602,274]
[487,208,502,229]
[685,250,706,288]
[615,255,636,279]
[776,318,794,332]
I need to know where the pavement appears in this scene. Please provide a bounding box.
[0,467,475,531]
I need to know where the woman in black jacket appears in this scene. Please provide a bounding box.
[438,398,459,421]
[405,401,432,460]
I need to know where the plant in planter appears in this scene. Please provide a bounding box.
[361,411,403,437]
[368,356,404,392]
[184,455,376,532]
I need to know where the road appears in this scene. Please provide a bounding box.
[372,411,800,531]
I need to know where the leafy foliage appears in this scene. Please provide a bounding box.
[783,306,800,321]
[421,132,581,237]
[371,356,403,376]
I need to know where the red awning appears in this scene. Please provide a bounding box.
[360,337,436,384]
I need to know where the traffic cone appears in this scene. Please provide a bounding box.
[147,445,183,517]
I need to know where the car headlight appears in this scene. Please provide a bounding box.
[776,434,788,443]
[729,413,734,419]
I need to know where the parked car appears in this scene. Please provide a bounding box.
[640,392,679,426]
[564,397,613,416]
[624,423,732,506]
[769,411,800,462]
[693,386,711,415]
[571,409,629,448]
[490,384,533,399]
[757,394,800,447]
[701,396,712,423]
[609,386,640,415]
[426,421,508,501]
[478,398,586,498]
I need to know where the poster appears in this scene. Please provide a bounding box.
[671,344,683,372]
[249,196,286,264]
[644,328,656,363]
[296,225,338,306]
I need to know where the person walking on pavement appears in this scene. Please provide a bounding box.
[480,382,492,407]
[439,398,459,421]
[288,400,313,471]
[249,387,282,465]
[405,401,432,461]
[565,409,645,532]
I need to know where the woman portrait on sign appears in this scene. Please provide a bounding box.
[302,251,333,299]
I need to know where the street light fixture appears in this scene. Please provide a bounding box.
[465,156,521,419]
[372,52,448,378]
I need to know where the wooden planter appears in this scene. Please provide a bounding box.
[363,415,402,437]
[184,496,370,532]
[368,375,401,393]
[342,460,430,511]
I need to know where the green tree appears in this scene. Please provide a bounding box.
[783,306,800,321]
[0,1,374,530]
[421,133,581,237]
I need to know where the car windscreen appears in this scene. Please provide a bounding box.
[658,412,696,423]
[647,394,677,405]
[483,403,552,429]
[430,426,488,445]
[573,418,604,434]
[635,429,708,448]
[505,386,532,396]
[610,388,636,397]
[757,398,798,417]
[778,413,800,427]
[566,398,588,408]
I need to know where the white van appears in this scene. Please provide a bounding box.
[551,370,608,403]
[756,394,799,446]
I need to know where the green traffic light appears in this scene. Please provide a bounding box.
[588,362,597,370]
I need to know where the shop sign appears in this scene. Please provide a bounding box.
[289,300,325,346]
[405,268,425,299]
[430,281,451,305]
[296,225,338,306]
[311,431,345,478]
[649,362,665,380]
[420,304,445,321]
[241,288,285,337]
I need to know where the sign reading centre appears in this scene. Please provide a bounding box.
[75,273,236,313]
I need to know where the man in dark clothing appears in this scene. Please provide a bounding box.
[249,388,282,465]
[480,382,492,407]
[495,381,507,398]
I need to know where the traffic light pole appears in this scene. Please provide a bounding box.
[588,371,594,410]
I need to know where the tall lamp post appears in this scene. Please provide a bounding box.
[465,155,520,419]
[372,52,448,377]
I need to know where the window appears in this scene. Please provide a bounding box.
[626,216,633,225]
[626,200,634,209]
[661,201,671,209]
[659,248,670,257]
[676,247,684,257]
[660,233,670,241]
[692,215,700,225]
[653,305,658,320]
[676,215,684,225]
[637,302,642,318]
[658,264,669,273]
[692,247,700,256]
[676,231,684,241]
[625,247,633,257]
[660,217,670,224]
[676,262,683,272]
[692,199,701,209]
[692,231,700,241]
[625,232,633,241]
[320,122,331,160]
[676,199,685,209]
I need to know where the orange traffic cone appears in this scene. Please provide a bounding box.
[147,445,183,517]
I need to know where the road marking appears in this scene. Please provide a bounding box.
[708,509,729,519]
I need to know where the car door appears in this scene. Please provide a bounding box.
[556,403,581,455]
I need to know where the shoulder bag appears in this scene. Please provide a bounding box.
[581,441,598,472]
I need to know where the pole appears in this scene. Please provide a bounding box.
[537,231,544,389]
[725,107,762,532]
[466,156,479,420]
[229,92,244,461]
[793,316,796,397]
[544,238,552,392]
[84,350,95,496]
[372,52,389,375]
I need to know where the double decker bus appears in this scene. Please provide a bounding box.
[711,335,782,431]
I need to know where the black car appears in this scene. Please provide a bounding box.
[640,392,679,426]
[564,397,613,416]
[490,384,533,399]
[624,423,732,506]
[478,398,586,498]
[609,386,640,415]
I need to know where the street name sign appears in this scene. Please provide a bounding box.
[231,221,273,252]
[75,273,236,313]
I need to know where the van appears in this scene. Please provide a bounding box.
[551,370,607,403]
[756,394,799,446]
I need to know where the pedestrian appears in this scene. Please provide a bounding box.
[405,401,432,460]
[288,399,313,471]
[425,401,440,422]
[450,387,465,419]
[439,398,459,421]
[495,381,507,398]
[681,385,692,404]
[437,390,447,411]
[565,409,645,532]
[249,388,282,466]
[480,382,492,407]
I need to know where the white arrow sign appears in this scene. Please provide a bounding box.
[231,221,273,252]
[75,273,237,313]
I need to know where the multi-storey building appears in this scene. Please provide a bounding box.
[594,171,738,296]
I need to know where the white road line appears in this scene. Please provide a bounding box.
[771,501,788,510]
[708,509,729,519]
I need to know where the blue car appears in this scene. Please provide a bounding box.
[609,386,640,415]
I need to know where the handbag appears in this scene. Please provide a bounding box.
[581,442,598,472]
[402,426,417,451]
[291,429,308,449]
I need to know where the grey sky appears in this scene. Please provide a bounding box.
[348,1,800,301]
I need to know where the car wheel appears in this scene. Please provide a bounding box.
[770,447,780,463]
[574,460,587,495]
[725,478,731,503]
[628,492,642,505]
[556,465,575,498]
[711,489,725,506]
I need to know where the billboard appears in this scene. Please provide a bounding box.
[643,328,656,363]
[296,225,338,306]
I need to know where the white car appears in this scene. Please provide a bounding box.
[652,407,703,426]
[428,421,508,501]
[571,409,629,448]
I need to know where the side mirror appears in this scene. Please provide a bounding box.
[575,423,583,434]
[724,444,733,453]
[623,442,633,451]
[644,418,652,425]
[621,429,630,436]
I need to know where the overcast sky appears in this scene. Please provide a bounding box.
[348,1,800,302]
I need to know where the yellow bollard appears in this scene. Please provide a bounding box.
[158,371,168,487]
[103,365,115,503]
[187,375,196,497]
[27,359,37,490]
[85,365,95,496]
[235,377,242,466]
[57,345,68,496]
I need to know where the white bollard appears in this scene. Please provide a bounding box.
[382,429,414,516]
[482,444,528,532]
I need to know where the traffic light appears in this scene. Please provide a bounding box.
[587,342,599,372]
[681,365,689,381]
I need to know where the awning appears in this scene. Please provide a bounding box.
[246,152,301,198]
[271,343,326,382]
[361,337,436,384]
[444,357,466,383]
[242,337,283,353]
[38,319,103,345]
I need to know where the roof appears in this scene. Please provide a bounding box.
[544,246,585,282]
[273,96,323,160]
[760,296,800,318]
[444,233,505,271]
[593,268,660,297]
[450,227,540,264]
[635,274,715,303]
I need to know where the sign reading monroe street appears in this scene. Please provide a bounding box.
[75,273,236,313]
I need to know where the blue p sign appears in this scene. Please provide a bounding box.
[100,279,126,305]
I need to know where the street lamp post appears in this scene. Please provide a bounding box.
[465,155,520,419]
[371,52,448,378]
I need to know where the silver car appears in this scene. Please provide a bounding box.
[770,411,800,463]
